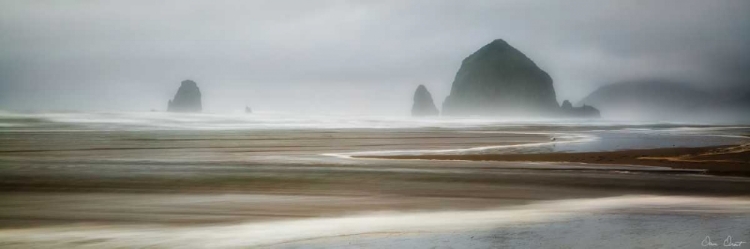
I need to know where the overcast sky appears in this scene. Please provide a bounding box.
[1,0,749,114]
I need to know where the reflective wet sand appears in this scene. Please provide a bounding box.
[0,118,749,247]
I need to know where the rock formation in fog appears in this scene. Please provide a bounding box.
[579,80,750,122]
[560,100,600,118]
[579,80,709,120]
[683,90,750,122]
[167,80,202,113]
[561,100,573,110]
[442,39,559,116]
[411,85,440,116]
[245,106,252,114]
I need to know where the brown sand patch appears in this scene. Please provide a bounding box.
[359,144,750,176]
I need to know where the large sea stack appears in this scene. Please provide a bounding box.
[411,85,439,116]
[442,39,559,116]
[167,80,202,113]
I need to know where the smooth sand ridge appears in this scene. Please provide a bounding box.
[329,126,750,160]
[1,195,749,248]
[360,143,750,176]
[341,128,750,176]
[323,131,597,159]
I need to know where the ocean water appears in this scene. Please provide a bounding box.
[1,196,747,248]
[277,196,750,249]
[0,111,731,131]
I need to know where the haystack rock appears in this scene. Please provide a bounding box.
[167,80,202,113]
[442,39,559,116]
[245,106,252,113]
[411,85,439,116]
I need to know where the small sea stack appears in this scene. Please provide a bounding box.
[167,80,202,113]
[411,85,439,116]
[560,100,600,118]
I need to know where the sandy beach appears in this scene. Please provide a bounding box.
[0,114,749,247]
[360,143,750,176]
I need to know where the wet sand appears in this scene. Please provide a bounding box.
[2,195,749,248]
[360,143,750,176]
[1,128,749,228]
[3,147,750,230]
[1,119,749,247]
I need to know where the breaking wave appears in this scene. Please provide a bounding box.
[0,111,688,131]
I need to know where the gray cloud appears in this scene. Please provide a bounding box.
[1,0,749,113]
